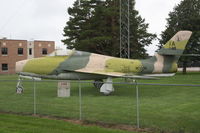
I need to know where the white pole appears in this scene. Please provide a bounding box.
[79,81,82,120]
[136,80,140,128]
[33,79,36,115]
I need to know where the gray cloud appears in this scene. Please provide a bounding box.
[0,0,181,53]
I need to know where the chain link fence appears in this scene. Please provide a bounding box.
[0,76,200,133]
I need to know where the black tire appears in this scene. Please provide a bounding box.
[93,80,104,89]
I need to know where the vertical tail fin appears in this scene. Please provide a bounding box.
[149,31,192,74]
[158,31,192,56]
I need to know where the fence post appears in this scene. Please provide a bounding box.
[33,79,36,115]
[79,81,82,120]
[136,80,140,128]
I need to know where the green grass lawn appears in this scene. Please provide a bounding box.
[0,113,136,133]
[0,73,200,133]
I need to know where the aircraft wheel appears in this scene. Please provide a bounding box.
[16,86,24,94]
[93,80,104,89]
[103,91,112,96]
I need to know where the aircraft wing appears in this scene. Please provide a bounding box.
[72,69,159,80]
[120,75,159,79]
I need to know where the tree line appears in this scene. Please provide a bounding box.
[63,0,200,71]
[62,0,156,59]
[159,0,200,73]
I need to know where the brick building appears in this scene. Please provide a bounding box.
[0,39,55,74]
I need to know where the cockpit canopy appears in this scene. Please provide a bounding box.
[48,49,71,56]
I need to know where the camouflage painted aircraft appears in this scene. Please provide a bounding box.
[16,31,192,95]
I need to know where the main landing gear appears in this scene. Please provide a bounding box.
[93,77,114,95]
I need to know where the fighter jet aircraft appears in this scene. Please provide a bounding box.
[16,31,192,95]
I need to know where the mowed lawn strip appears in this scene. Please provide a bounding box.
[0,113,139,133]
[0,73,199,133]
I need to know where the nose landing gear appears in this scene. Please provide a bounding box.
[16,77,24,94]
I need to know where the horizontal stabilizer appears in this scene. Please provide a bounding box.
[181,54,200,57]
[158,53,200,56]
[158,49,184,55]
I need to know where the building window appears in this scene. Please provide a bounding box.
[18,48,23,55]
[29,48,32,55]
[1,47,8,55]
[42,48,48,55]
[2,64,8,71]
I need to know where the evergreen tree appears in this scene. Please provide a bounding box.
[63,0,156,58]
[158,0,200,73]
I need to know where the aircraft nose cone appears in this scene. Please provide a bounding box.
[16,60,28,73]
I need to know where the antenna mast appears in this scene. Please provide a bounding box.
[120,0,130,58]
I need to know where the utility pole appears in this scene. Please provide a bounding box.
[120,0,130,58]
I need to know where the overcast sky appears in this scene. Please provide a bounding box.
[0,0,182,55]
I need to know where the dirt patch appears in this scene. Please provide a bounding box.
[0,111,153,133]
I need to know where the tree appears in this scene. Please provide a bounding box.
[63,0,156,58]
[158,0,200,73]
